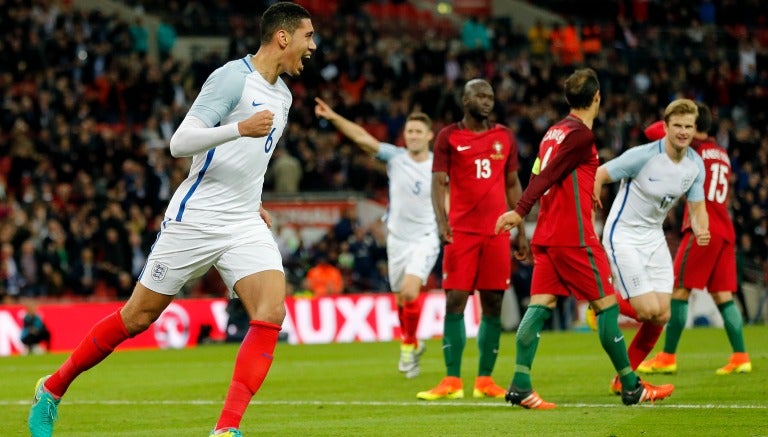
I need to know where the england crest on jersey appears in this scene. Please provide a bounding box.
[680,176,693,192]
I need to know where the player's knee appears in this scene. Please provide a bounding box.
[445,291,469,313]
[400,286,420,302]
[253,302,286,326]
[124,311,159,335]
[633,308,657,323]
[654,311,670,325]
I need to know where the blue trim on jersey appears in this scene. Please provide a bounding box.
[176,148,216,221]
[608,178,633,295]
[657,139,662,153]
[241,56,253,72]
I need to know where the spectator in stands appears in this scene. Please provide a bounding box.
[305,253,344,297]
[1,242,21,300]
[266,147,303,193]
[527,20,551,60]
[21,300,51,355]
[18,239,44,298]
[559,19,583,66]
[581,19,603,62]
[68,247,97,298]
[156,16,177,61]
[333,206,359,243]
[129,16,149,57]
[461,16,491,51]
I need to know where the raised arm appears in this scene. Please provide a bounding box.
[314,97,380,155]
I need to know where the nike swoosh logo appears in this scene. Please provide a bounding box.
[252,101,264,107]
[614,336,624,343]
[457,145,471,151]
[648,177,661,182]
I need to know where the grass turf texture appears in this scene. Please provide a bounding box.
[3,326,767,436]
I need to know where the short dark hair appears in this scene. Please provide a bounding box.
[564,68,600,109]
[261,2,311,44]
[695,102,712,134]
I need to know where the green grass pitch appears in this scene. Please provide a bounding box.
[3,326,767,436]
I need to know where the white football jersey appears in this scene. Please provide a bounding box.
[165,56,291,225]
[603,140,705,246]
[377,143,437,239]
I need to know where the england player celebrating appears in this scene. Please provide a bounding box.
[638,103,751,377]
[593,99,710,391]
[28,4,316,436]
[314,97,440,379]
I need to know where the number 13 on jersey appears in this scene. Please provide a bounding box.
[475,158,491,179]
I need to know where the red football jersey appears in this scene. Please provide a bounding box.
[432,123,518,235]
[515,115,601,247]
[683,138,736,242]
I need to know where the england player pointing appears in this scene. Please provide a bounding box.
[314,97,439,378]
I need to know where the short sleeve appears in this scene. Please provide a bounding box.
[376,143,405,162]
[686,151,706,202]
[187,62,247,127]
[605,142,659,181]
[432,128,451,173]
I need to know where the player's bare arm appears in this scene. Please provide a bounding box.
[689,200,710,246]
[505,170,529,259]
[593,165,612,210]
[431,171,452,244]
[260,204,273,229]
[314,97,380,155]
[237,109,276,138]
[495,210,523,234]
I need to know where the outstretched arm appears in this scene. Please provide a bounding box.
[314,97,380,155]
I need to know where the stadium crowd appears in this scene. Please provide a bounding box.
[0,1,766,321]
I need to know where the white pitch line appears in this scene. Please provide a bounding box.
[3,399,767,409]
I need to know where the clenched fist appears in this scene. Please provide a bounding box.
[238,110,275,137]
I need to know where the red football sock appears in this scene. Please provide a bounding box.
[401,299,421,345]
[45,310,130,398]
[215,320,280,431]
[397,305,404,340]
[616,295,638,320]
[627,322,664,369]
